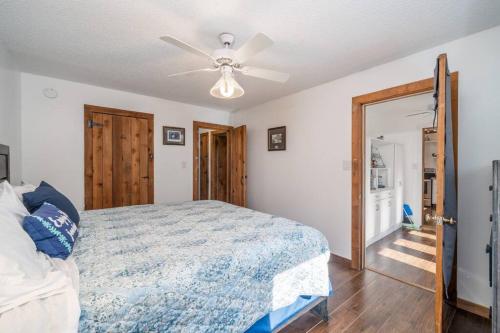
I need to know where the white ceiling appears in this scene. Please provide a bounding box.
[0,1,499,111]
[366,92,434,136]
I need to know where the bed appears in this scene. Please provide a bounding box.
[0,144,331,332]
[75,201,331,332]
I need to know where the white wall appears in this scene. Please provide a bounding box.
[384,131,423,226]
[0,42,21,184]
[231,25,500,307]
[20,73,230,209]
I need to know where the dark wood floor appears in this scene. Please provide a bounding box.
[366,227,436,290]
[281,256,490,333]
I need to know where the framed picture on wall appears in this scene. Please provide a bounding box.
[268,126,286,151]
[163,126,185,145]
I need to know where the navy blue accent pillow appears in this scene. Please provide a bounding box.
[23,181,80,225]
[22,202,79,259]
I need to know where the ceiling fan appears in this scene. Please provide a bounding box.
[404,104,435,118]
[160,32,290,99]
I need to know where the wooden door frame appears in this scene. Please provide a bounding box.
[351,72,458,271]
[84,104,154,210]
[193,121,232,201]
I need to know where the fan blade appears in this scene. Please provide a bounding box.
[240,66,290,83]
[168,68,218,77]
[234,33,273,63]
[160,36,215,61]
[405,111,433,117]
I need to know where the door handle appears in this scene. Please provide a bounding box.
[425,214,456,225]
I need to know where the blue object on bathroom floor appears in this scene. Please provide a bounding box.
[402,203,420,230]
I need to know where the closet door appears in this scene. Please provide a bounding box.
[229,125,247,207]
[84,105,154,210]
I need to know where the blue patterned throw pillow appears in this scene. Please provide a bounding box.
[23,181,80,225]
[22,202,79,259]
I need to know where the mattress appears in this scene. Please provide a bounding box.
[74,200,330,332]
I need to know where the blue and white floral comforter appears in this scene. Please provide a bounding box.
[74,201,330,333]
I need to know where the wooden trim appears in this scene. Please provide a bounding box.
[456,298,490,319]
[351,72,458,271]
[84,104,153,120]
[329,253,352,266]
[193,121,232,201]
[84,105,154,210]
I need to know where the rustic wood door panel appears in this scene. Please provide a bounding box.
[229,125,247,207]
[84,105,154,210]
[434,54,459,333]
[210,131,228,202]
[199,132,209,200]
[91,112,104,209]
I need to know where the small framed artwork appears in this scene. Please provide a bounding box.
[268,126,286,151]
[163,126,185,145]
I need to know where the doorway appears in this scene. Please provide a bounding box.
[210,131,229,201]
[84,104,154,210]
[364,92,437,291]
[351,60,459,331]
[198,129,229,201]
[192,121,247,207]
[422,127,438,230]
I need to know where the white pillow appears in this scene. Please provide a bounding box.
[0,189,72,314]
[0,181,30,225]
[12,183,37,201]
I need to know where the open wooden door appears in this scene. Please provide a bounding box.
[431,54,459,332]
[229,125,247,207]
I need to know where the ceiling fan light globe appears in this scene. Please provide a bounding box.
[210,74,244,99]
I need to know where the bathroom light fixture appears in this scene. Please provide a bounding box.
[209,65,244,99]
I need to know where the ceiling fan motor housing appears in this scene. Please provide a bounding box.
[212,33,236,65]
[212,48,236,65]
[219,33,235,46]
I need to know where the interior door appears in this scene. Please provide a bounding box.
[432,54,459,332]
[199,132,209,200]
[210,131,229,202]
[229,125,247,207]
[84,105,154,210]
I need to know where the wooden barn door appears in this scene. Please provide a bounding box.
[84,105,154,210]
[229,125,247,207]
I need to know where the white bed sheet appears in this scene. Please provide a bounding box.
[0,256,80,333]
